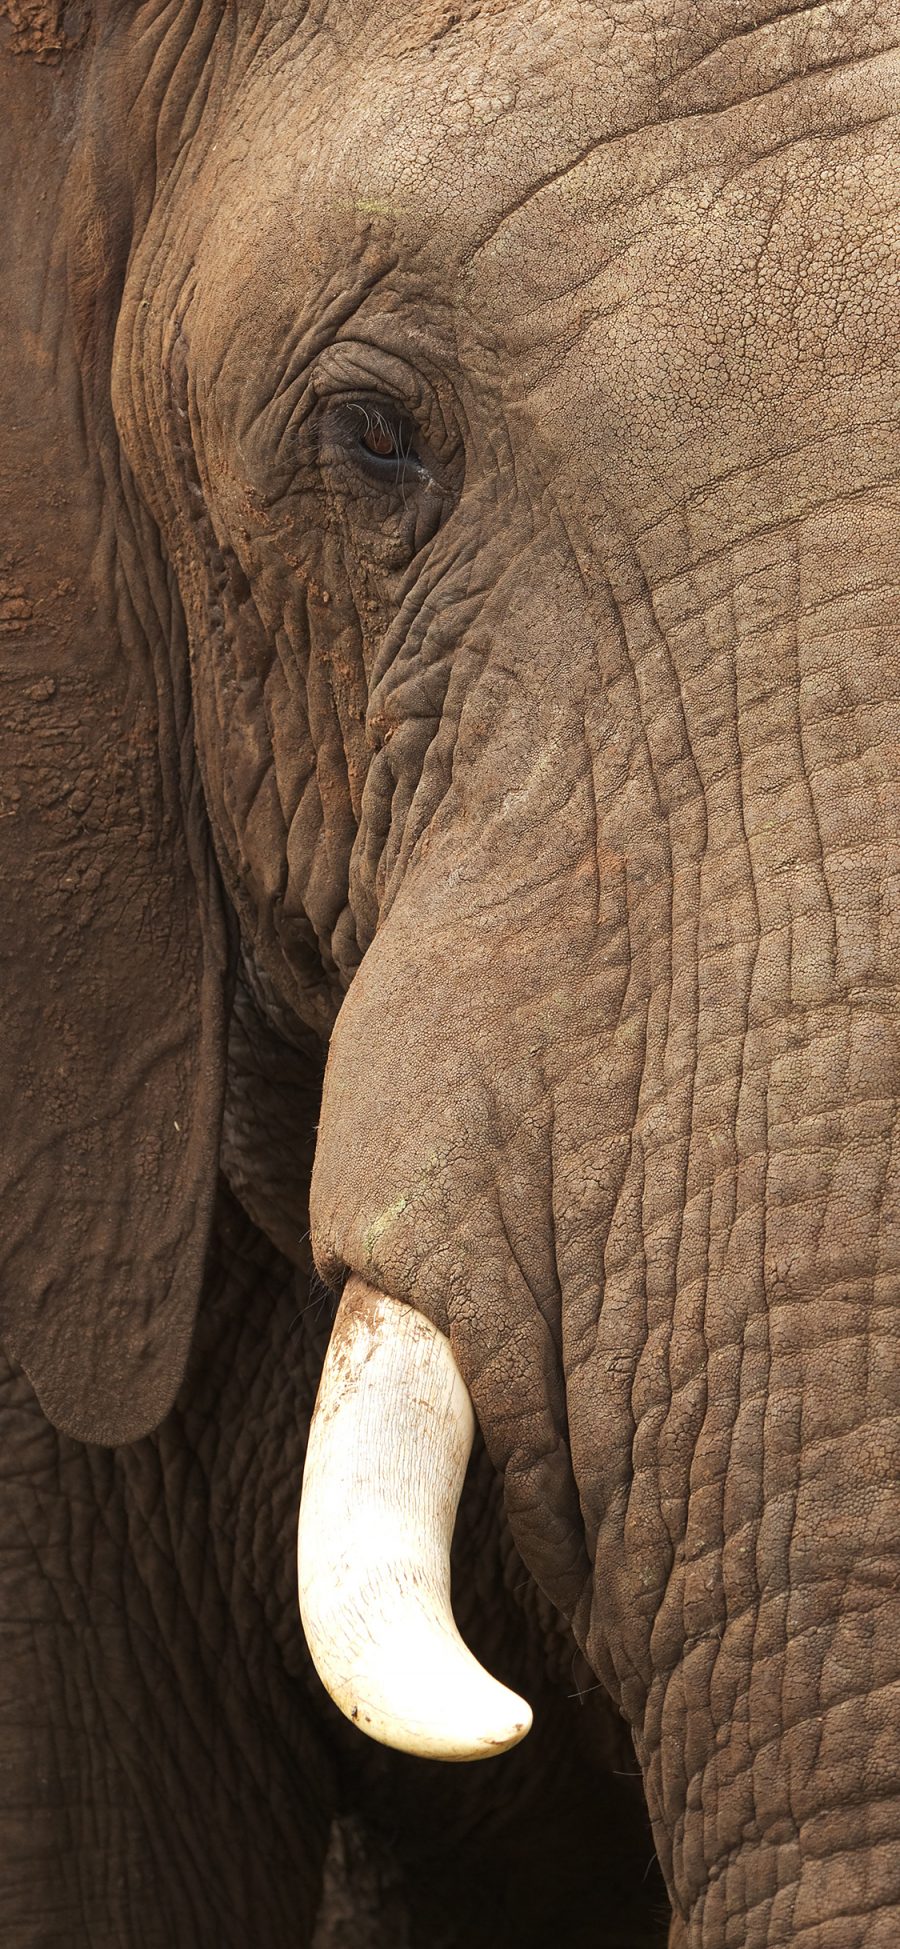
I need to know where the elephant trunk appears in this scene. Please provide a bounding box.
[297,1276,532,1760]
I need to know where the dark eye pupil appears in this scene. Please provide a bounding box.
[360,410,398,459]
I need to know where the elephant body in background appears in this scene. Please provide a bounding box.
[1,3,898,1944]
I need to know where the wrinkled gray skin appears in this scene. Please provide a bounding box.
[2,2,899,1945]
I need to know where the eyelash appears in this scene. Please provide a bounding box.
[354,403,414,461]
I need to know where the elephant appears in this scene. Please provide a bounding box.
[1,1,898,1943]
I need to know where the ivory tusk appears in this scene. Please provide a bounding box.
[297,1277,532,1761]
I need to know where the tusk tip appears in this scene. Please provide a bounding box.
[333,1684,533,1762]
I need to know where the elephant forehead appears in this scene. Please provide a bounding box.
[301,0,897,249]
[475,68,900,541]
[208,5,900,394]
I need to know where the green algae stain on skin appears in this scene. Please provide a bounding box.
[361,1153,445,1269]
[363,1192,413,1265]
[354,197,400,218]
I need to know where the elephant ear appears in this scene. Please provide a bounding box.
[0,33,230,1443]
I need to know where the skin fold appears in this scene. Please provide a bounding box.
[1,2,898,1943]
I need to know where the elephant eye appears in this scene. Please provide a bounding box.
[359,407,401,459]
[345,400,427,483]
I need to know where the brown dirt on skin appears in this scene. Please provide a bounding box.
[0,0,88,62]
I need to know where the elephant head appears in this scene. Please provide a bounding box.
[2,3,898,1942]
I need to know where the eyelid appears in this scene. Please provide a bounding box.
[308,340,459,455]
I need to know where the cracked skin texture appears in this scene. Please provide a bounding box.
[1,1,899,1944]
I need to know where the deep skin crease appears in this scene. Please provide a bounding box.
[1,2,899,1945]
